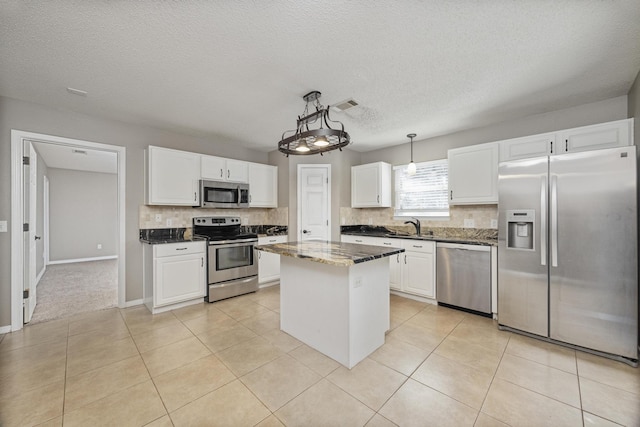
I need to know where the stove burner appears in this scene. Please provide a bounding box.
[192,216,257,242]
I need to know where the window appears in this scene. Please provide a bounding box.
[394,159,449,218]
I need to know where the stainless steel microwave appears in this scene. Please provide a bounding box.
[199,180,249,208]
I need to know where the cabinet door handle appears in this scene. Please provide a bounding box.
[258,251,261,259]
[412,245,423,248]
[565,139,568,152]
[201,258,203,267]
[227,170,230,179]
[176,247,188,251]
[450,190,453,200]
[194,191,197,202]
[383,242,391,245]
[220,168,223,178]
[377,195,380,203]
[550,140,553,154]
[404,254,407,264]
[355,239,363,243]
[396,254,399,263]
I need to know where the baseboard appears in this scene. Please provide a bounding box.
[48,255,118,265]
[123,299,143,308]
[0,325,12,334]
[36,266,46,286]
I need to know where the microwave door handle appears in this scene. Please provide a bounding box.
[237,186,241,206]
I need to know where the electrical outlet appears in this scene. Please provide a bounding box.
[155,214,162,223]
[354,277,363,288]
[368,218,373,225]
[463,219,475,228]
[490,219,498,228]
[0,220,6,233]
[166,218,172,227]
[97,243,102,250]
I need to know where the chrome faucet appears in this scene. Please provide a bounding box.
[404,217,421,236]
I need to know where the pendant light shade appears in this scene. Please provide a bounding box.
[407,133,417,176]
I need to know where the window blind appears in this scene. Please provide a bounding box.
[393,159,449,217]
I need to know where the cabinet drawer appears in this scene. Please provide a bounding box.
[154,241,205,258]
[259,235,288,245]
[402,240,435,254]
[377,238,402,248]
[341,235,375,245]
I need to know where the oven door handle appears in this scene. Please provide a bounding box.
[209,238,257,247]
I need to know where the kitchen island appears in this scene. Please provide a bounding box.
[255,241,404,368]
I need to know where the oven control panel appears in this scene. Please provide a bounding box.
[193,216,241,226]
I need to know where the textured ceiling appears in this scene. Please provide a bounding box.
[1,1,639,152]
[32,142,117,174]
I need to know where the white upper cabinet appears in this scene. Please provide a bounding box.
[145,146,200,206]
[499,119,633,161]
[499,133,554,161]
[248,162,278,208]
[351,162,392,208]
[448,142,499,205]
[556,119,632,154]
[201,155,249,183]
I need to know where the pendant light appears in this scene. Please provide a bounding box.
[278,91,351,156]
[407,133,417,176]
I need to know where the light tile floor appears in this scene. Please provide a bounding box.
[1,286,639,426]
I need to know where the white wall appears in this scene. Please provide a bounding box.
[47,168,117,261]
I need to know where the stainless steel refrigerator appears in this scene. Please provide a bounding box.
[498,146,638,364]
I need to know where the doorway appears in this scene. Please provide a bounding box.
[10,130,126,331]
[297,164,331,241]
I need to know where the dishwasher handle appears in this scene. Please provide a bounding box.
[436,242,490,252]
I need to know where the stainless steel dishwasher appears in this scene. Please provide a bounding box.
[436,242,491,316]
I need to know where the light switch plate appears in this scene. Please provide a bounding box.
[490,219,498,228]
[463,219,475,228]
[0,220,6,233]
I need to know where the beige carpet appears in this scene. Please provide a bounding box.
[29,259,118,324]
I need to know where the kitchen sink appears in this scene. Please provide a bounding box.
[384,231,411,237]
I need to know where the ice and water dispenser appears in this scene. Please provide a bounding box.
[506,210,534,251]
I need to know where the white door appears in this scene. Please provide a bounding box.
[23,139,37,323]
[298,164,330,241]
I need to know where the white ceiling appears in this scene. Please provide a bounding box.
[32,142,117,174]
[1,1,640,153]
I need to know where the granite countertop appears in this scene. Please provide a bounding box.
[255,241,404,267]
[340,225,498,246]
[139,228,207,245]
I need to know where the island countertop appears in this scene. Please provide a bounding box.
[255,240,404,267]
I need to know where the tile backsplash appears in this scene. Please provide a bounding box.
[139,205,288,229]
[340,205,498,229]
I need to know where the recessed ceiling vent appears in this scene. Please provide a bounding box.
[331,98,359,112]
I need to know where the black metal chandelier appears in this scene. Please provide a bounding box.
[278,91,351,156]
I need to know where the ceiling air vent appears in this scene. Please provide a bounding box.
[331,98,359,113]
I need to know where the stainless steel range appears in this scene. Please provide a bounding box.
[193,216,258,302]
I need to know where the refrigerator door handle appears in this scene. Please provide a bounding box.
[540,176,547,266]
[550,175,558,267]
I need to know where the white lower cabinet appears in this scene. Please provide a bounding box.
[258,235,287,284]
[341,235,435,299]
[401,241,436,298]
[143,241,206,313]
